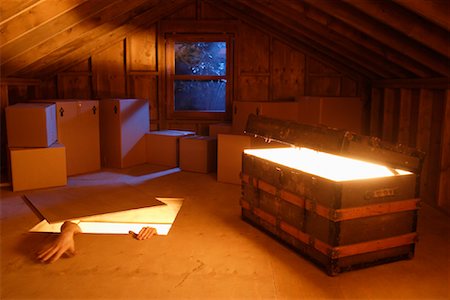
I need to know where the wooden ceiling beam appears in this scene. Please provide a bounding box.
[2,0,157,77]
[267,0,413,78]
[30,0,196,77]
[0,0,88,47]
[393,0,449,30]
[0,0,43,24]
[297,1,439,77]
[0,0,116,65]
[208,0,370,81]
[343,0,449,58]
[303,0,450,77]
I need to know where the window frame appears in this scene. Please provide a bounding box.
[165,34,233,120]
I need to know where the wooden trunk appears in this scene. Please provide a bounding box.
[241,114,424,275]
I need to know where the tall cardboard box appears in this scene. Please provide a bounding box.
[33,99,101,176]
[232,101,300,134]
[209,123,232,138]
[217,133,284,184]
[5,103,57,148]
[298,97,363,133]
[146,130,195,167]
[10,143,67,191]
[217,134,252,184]
[100,99,149,168]
[180,136,217,173]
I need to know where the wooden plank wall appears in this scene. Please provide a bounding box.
[370,86,449,214]
[39,0,358,133]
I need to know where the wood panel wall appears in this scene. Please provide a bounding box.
[370,86,449,214]
[43,0,359,132]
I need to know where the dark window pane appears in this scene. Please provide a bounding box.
[175,42,226,76]
[174,80,226,111]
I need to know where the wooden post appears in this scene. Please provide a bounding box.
[438,91,450,213]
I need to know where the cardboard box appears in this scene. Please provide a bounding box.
[146,130,195,167]
[32,99,101,176]
[180,136,217,173]
[100,99,149,168]
[5,103,57,148]
[217,133,285,184]
[10,143,67,191]
[209,123,232,138]
[298,97,363,133]
[232,101,300,134]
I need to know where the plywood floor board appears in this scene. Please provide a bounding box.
[29,198,184,235]
[24,183,164,223]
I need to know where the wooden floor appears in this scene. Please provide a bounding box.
[1,164,449,299]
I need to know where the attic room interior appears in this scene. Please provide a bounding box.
[0,0,449,299]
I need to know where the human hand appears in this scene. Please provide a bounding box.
[37,221,81,263]
[37,231,76,263]
[129,227,157,240]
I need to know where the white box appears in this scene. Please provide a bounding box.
[180,136,217,173]
[33,99,101,176]
[5,103,57,148]
[10,143,67,191]
[100,99,149,168]
[146,130,195,167]
[217,134,252,185]
[217,133,285,184]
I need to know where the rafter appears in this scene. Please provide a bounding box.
[0,0,87,47]
[208,0,370,81]
[27,0,196,78]
[1,0,157,77]
[242,0,412,78]
[0,0,116,64]
[0,0,43,25]
[344,0,449,58]
[295,0,438,78]
[394,0,449,30]
[303,0,450,77]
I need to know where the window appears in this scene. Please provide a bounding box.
[166,35,232,119]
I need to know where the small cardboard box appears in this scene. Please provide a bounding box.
[10,143,67,191]
[146,130,195,167]
[209,123,232,138]
[180,135,217,173]
[5,103,57,148]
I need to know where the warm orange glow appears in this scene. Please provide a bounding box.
[244,147,411,181]
[30,198,183,235]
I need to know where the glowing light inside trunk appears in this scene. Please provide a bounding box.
[244,147,411,182]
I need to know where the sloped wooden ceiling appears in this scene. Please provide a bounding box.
[1,0,449,80]
[0,0,195,78]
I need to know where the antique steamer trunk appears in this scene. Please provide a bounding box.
[240,114,424,275]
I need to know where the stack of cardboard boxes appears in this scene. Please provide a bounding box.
[6,103,67,191]
[5,99,150,192]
